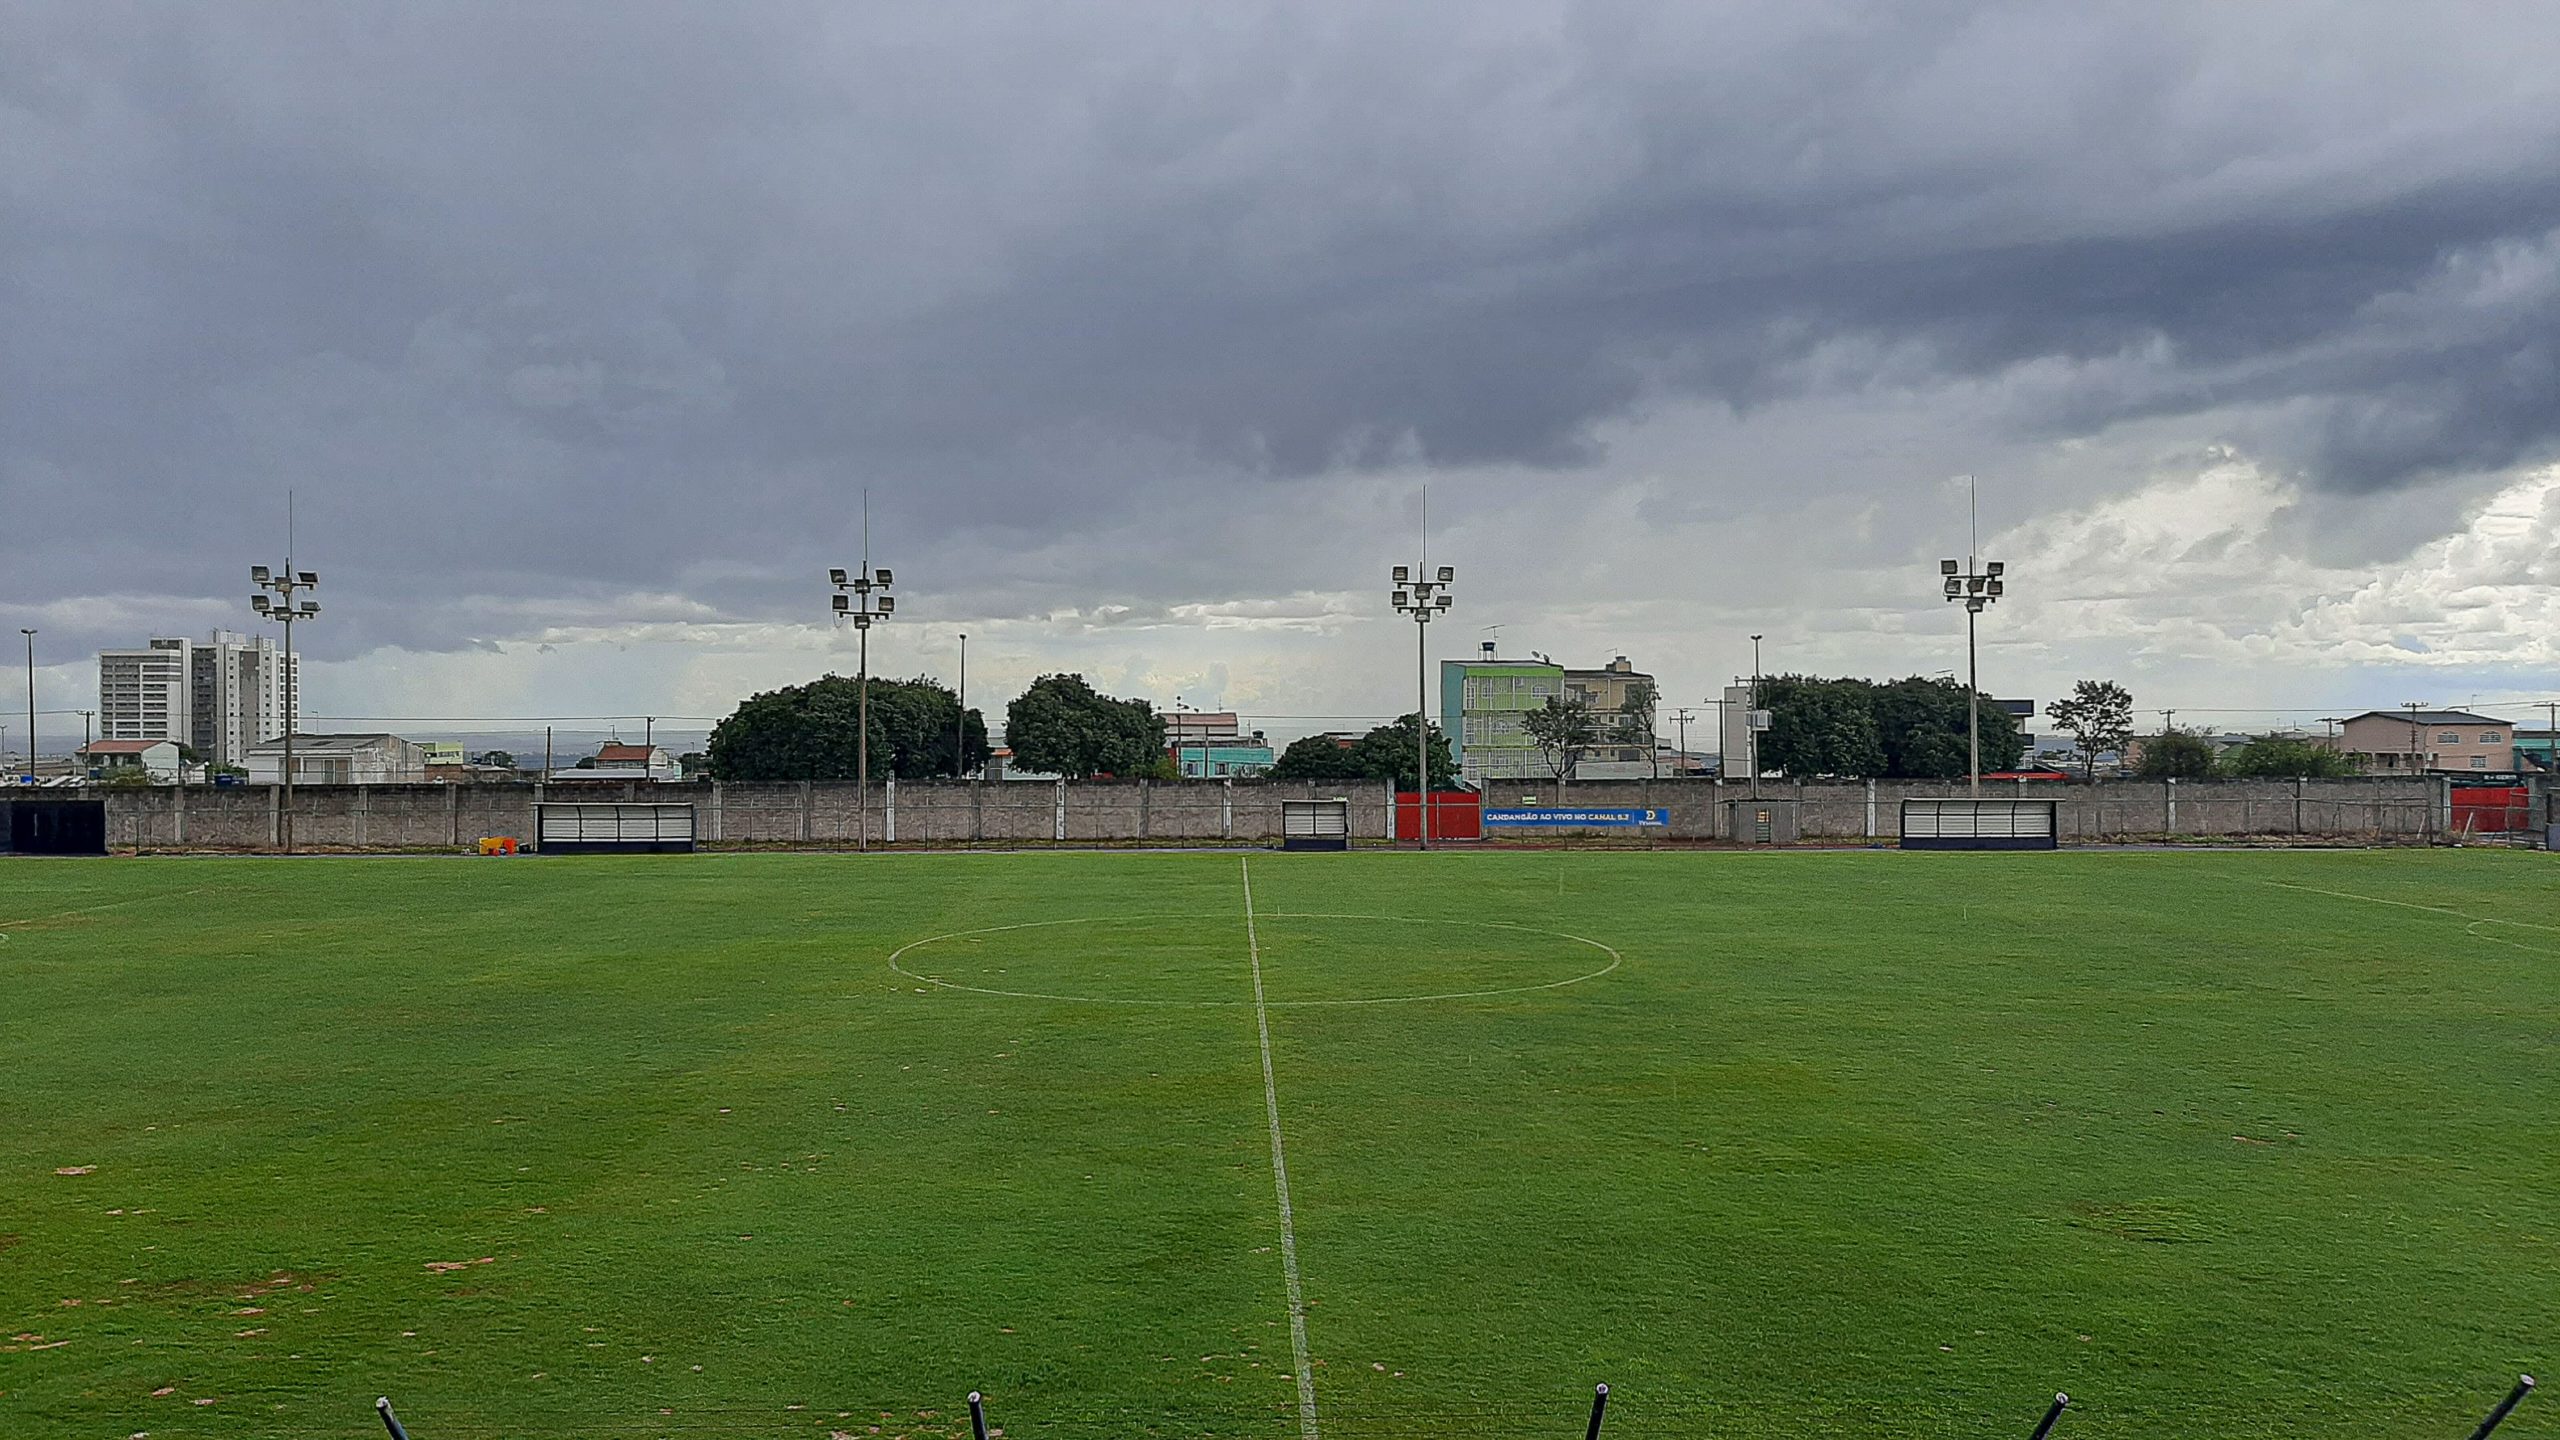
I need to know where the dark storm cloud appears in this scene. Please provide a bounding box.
[9,1,2560,659]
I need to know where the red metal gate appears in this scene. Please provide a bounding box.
[2451,785,2530,837]
[1394,791,1481,840]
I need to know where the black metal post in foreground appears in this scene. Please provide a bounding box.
[1585,1382,1609,1440]
[375,1395,411,1440]
[2469,1375,2536,1440]
[969,1389,990,1440]
[2027,1391,2068,1439]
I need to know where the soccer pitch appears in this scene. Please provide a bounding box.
[2,851,2554,1439]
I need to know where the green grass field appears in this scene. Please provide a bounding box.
[3,850,2555,1439]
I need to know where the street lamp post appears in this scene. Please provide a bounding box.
[19,628,34,784]
[1938,555,2007,796]
[1390,563,1454,848]
[828,563,895,850]
[250,563,320,851]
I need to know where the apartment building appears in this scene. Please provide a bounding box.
[1440,645,1566,785]
[96,630,296,768]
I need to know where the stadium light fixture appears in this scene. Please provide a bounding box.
[829,491,896,851]
[1945,548,2007,794]
[1390,555,1452,849]
[251,537,319,853]
[1941,477,2008,798]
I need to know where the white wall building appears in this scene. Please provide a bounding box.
[244,733,425,785]
[97,631,296,768]
[78,739,184,783]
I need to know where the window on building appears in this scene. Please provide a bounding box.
[2438,731,2461,744]
[2482,731,2501,743]
[2470,756,2488,768]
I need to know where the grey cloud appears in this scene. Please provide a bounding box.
[9,1,2560,667]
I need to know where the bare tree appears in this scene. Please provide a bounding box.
[1618,678,1660,777]
[1523,695,1606,781]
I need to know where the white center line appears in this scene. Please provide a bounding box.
[1242,856,1320,1440]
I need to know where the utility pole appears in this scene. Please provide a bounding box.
[250,509,319,852]
[1748,635,1765,800]
[1939,477,2008,797]
[829,492,895,851]
[2404,701,2430,773]
[1672,707,1694,777]
[956,633,968,779]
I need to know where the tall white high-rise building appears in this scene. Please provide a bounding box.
[96,631,297,768]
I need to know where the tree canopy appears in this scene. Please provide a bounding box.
[1003,674,1163,779]
[2043,680,2134,781]
[1270,734,1361,780]
[2134,729,2218,779]
[705,673,988,781]
[2218,734,2361,779]
[1269,715,1455,789]
[1755,675,2024,779]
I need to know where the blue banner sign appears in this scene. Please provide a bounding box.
[1482,807,1668,828]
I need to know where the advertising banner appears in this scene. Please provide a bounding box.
[1482,807,1667,828]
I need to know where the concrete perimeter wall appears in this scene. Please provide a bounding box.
[75,774,2496,851]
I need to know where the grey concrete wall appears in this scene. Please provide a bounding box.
[86,777,1406,850]
[1496,775,2443,842]
[81,774,2445,851]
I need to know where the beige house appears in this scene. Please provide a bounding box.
[2328,710,2513,774]
[1563,655,1658,772]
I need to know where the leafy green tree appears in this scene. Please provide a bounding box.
[1758,676,1886,779]
[1345,713,1457,790]
[2219,734,2360,779]
[2135,728,2218,779]
[706,673,988,781]
[1760,675,2021,779]
[1004,674,1163,779]
[2043,680,2134,781]
[1270,734,1362,781]
[1522,695,1606,781]
[1872,676,2025,778]
[474,749,518,770]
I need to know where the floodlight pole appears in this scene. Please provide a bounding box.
[1390,561,1454,848]
[1938,551,2007,797]
[19,627,34,784]
[252,557,318,852]
[956,633,968,779]
[828,556,895,850]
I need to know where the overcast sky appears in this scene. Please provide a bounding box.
[8,2,2560,750]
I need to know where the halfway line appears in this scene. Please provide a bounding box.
[1242,856,1320,1440]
